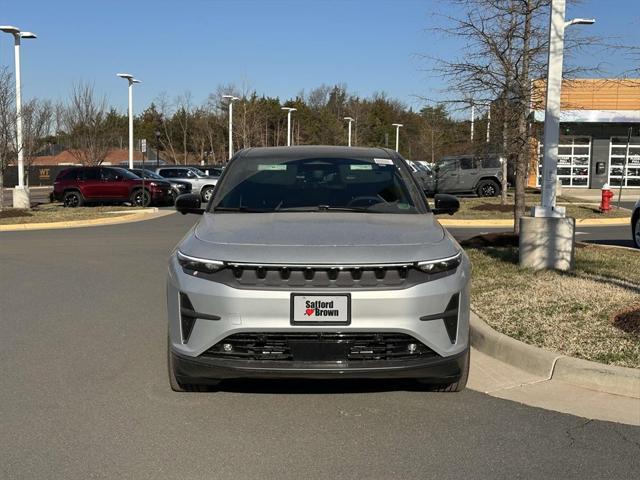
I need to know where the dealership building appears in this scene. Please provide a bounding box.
[529,79,640,189]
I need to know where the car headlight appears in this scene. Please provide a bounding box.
[415,251,462,274]
[177,251,224,274]
[175,184,186,190]
[148,182,158,187]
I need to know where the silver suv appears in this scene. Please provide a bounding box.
[155,166,219,202]
[167,146,471,392]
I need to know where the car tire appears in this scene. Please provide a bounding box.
[476,179,500,197]
[419,349,470,392]
[167,336,219,392]
[131,189,151,207]
[63,190,84,208]
[634,214,640,249]
[201,186,215,203]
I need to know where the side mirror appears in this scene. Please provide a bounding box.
[432,193,459,215]
[175,194,204,215]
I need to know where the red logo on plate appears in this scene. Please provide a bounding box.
[305,308,314,316]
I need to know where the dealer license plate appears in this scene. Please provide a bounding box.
[290,294,351,325]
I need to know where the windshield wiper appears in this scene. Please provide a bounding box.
[212,206,269,213]
[276,205,373,213]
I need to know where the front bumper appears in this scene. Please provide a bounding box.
[171,347,469,381]
[167,254,471,379]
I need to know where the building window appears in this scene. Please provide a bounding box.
[609,137,640,188]
[537,136,591,187]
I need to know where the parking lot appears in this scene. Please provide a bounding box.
[1,213,638,479]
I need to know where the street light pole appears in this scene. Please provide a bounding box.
[117,73,141,169]
[281,107,296,146]
[392,123,403,152]
[222,95,239,160]
[344,117,354,146]
[470,102,475,141]
[1,26,36,209]
[535,2,594,216]
[486,105,491,144]
[155,130,161,168]
[520,0,594,271]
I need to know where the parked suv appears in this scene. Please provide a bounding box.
[128,168,192,204]
[167,146,470,392]
[154,166,218,203]
[425,155,504,197]
[53,166,171,207]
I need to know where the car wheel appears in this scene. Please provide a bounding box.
[63,190,84,208]
[476,180,500,197]
[201,186,215,203]
[634,215,640,248]
[167,336,217,392]
[131,189,151,207]
[419,349,470,392]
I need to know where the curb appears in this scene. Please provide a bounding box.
[440,216,630,228]
[470,311,640,399]
[0,208,173,232]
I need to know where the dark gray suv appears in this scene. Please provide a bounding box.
[425,155,504,197]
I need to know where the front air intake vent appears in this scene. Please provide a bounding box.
[179,293,197,343]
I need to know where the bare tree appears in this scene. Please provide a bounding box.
[61,83,112,165]
[0,67,16,211]
[21,98,54,182]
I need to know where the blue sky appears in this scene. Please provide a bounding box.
[1,0,638,113]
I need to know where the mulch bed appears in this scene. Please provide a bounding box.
[0,209,32,218]
[612,306,640,336]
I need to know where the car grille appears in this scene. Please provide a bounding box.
[189,263,452,290]
[200,332,438,362]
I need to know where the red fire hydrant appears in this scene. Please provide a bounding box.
[600,183,614,213]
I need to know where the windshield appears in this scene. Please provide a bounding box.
[112,167,141,180]
[136,169,165,180]
[190,168,208,177]
[210,156,424,214]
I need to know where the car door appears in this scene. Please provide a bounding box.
[458,156,480,191]
[101,168,130,199]
[78,168,103,199]
[435,158,460,193]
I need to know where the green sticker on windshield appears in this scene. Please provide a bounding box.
[257,164,287,171]
[350,164,372,170]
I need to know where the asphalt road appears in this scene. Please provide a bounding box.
[1,213,638,480]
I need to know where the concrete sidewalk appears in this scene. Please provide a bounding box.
[468,348,640,426]
[563,187,638,202]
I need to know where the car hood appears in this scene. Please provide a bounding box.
[179,212,458,264]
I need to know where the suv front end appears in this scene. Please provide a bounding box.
[167,146,471,392]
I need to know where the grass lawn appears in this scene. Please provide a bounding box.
[467,244,640,368]
[454,193,630,219]
[0,203,141,225]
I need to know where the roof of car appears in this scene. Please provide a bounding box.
[237,145,397,160]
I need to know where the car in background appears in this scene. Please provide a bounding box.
[406,160,435,194]
[128,168,192,204]
[53,166,171,207]
[427,155,504,197]
[167,146,470,393]
[632,200,640,248]
[154,166,219,203]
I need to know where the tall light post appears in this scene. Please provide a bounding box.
[1,26,36,209]
[520,0,594,271]
[536,8,594,214]
[281,107,296,146]
[392,123,403,152]
[222,95,239,160]
[470,102,475,141]
[117,73,141,169]
[344,117,354,147]
[535,5,594,215]
[486,104,491,144]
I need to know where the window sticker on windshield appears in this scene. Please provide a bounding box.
[257,164,287,171]
[373,158,393,165]
[350,164,372,170]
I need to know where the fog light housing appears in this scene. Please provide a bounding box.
[407,343,418,353]
[222,343,233,352]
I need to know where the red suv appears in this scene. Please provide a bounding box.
[53,166,171,207]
